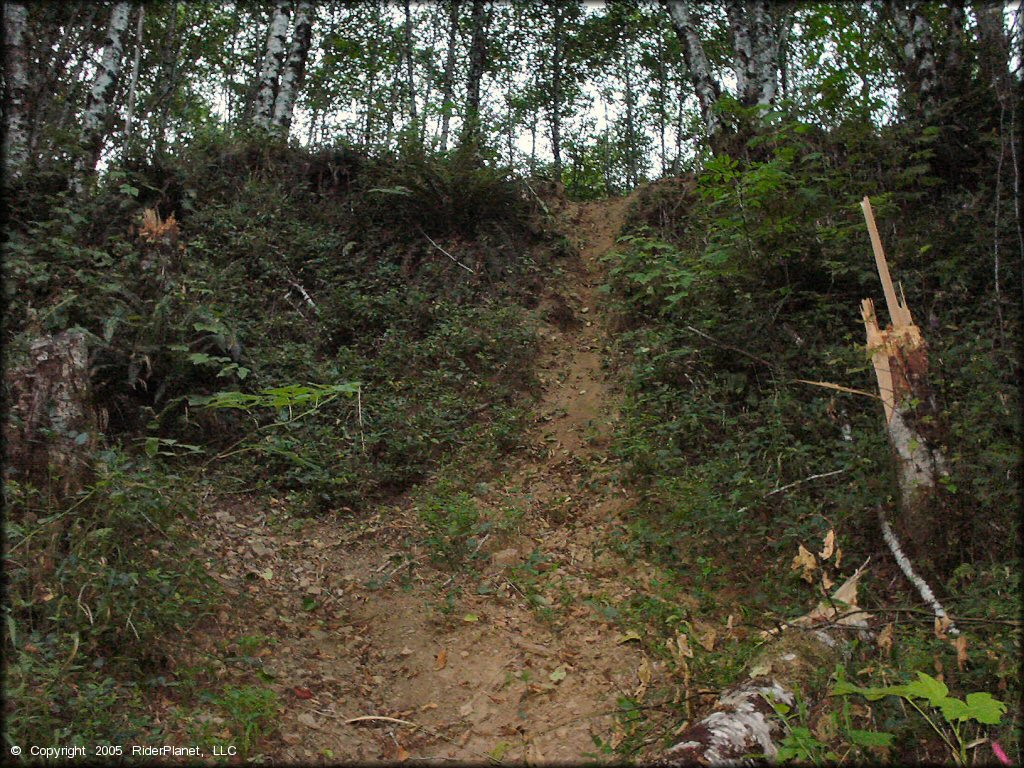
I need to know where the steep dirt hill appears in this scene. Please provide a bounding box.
[171,194,670,762]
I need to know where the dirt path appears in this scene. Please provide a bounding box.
[177,196,665,763]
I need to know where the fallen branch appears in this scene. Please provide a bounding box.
[733,468,847,516]
[421,229,476,273]
[684,324,776,369]
[878,507,959,636]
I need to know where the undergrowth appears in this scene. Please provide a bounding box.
[603,114,1021,762]
[2,131,561,751]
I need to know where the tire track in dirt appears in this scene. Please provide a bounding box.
[177,194,663,763]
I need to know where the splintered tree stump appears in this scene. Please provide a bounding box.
[859,197,950,572]
[3,330,99,500]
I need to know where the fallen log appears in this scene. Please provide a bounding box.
[656,569,868,765]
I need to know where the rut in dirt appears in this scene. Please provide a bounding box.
[178,194,668,763]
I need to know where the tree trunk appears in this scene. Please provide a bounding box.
[725,0,779,107]
[122,3,145,149]
[2,1,31,179]
[624,53,637,188]
[272,1,313,135]
[550,5,563,180]
[888,0,940,118]
[403,0,418,126]
[74,1,131,185]
[975,1,1010,94]
[860,197,950,573]
[462,0,489,148]
[661,0,722,139]
[3,331,100,501]
[438,0,459,152]
[253,0,291,129]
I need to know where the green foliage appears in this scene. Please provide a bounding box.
[832,668,1006,765]
[208,685,279,758]
[605,114,1020,762]
[3,452,212,749]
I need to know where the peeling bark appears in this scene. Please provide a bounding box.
[658,623,850,764]
[272,1,314,134]
[253,0,291,129]
[662,0,722,138]
[74,1,131,184]
[3,331,100,501]
[3,1,31,179]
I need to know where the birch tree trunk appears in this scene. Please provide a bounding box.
[271,1,313,134]
[888,0,940,118]
[975,1,1010,94]
[73,1,131,187]
[462,0,489,148]
[253,0,291,130]
[661,0,722,139]
[725,0,779,107]
[122,3,145,149]
[550,5,563,180]
[860,197,951,573]
[2,1,31,179]
[438,0,460,152]
[403,0,418,126]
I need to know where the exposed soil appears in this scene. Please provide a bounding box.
[173,195,670,763]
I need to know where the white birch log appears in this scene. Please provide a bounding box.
[271,1,314,134]
[2,1,31,179]
[253,1,292,129]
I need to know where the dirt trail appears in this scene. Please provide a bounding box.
[178,195,664,763]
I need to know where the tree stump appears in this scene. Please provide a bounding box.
[3,330,99,500]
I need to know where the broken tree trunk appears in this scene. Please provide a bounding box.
[860,196,950,574]
[3,330,100,501]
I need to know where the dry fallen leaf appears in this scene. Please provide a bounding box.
[292,687,313,700]
[952,634,968,671]
[435,648,447,670]
[674,633,694,660]
[822,571,834,591]
[934,615,953,640]
[395,744,409,762]
[819,529,836,560]
[877,622,894,657]
[637,657,652,685]
[699,628,717,652]
[792,543,817,583]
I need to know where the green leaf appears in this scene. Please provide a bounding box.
[846,729,895,748]
[955,692,1006,725]
[549,665,568,683]
[904,672,949,706]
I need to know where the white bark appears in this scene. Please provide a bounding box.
[254,0,291,129]
[123,4,145,144]
[725,0,779,107]
[76,1,131,181]
[888,0,939,115]
[662,0,722,137]
[2,1,31,178]
[438,0,459,152]
[271,1,313,134]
